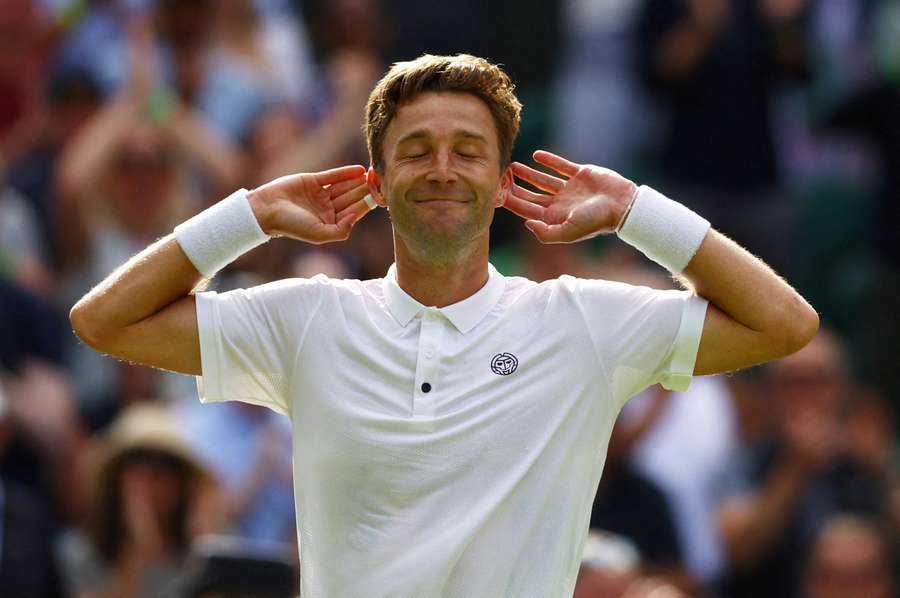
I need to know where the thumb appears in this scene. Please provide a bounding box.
[335,206,367,235]
[525,219,566,243]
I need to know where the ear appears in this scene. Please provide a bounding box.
[367,167,389,208]
[495,167,513,207]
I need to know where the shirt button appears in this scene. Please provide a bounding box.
[424,348,435,359]
[421,382,432,393]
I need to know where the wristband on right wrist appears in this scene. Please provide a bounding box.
[616,185,711,273]
[173,188,271,278]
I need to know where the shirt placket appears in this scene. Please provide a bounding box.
[413,308,444,422]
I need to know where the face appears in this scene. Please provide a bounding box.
[119,450,186,516]
[805,525,892,598]
[110,126,176,230]
[369,91,511,261]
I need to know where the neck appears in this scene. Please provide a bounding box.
[393,234,490,308]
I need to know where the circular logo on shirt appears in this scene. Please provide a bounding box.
[491,352,519,376]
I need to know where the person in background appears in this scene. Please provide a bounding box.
[802,513,895,598]
[54,21,244,423]
[0,280,84,597]
[3,68,103,296]
[636,0,812,279]
[176,400,296,544]
[58,403,220,598]
[715,327,895,598]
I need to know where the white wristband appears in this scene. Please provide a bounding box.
[616,185,711,273]
[174,188,270,277]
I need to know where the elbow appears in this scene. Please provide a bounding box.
[69,300,108,350]
[776,302,820,358]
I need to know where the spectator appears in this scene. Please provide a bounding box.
[211,0,318,113]
[4,67,103,287]
[58,403,220,598]
[802,513,895,598]
[715,327,892,598]
[0,0,55,168]
[550,0,649,172]
[53,24,244,418]
[624,375,738,588]
[636,0,812,278]
[177,401,296,543]
[0,360,85,598]
[819,0,900,405]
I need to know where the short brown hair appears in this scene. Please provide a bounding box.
[365,54,522,173]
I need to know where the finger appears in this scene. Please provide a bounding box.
[511,162,565,194]
[533,150,579,178]
[336,196,374,222]
[524,218,597,244]
[326,175,367,200]
[313,164,367,186]
[524,220,571,243]
[328,204,371,240]
[503,193,545,220]
[332,180,371,212]
[510,182,554,206]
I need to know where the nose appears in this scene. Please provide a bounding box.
[425,148,458,184]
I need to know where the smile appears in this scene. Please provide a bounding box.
[415,199,468,205]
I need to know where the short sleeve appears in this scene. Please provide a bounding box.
[194,277,326,416]
[572,278,708,408]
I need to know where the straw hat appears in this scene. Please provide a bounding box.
[88,402,210,496]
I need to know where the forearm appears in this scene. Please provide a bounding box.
[70,235,204,373]
[679,229,816,348]
[73,235,200,333]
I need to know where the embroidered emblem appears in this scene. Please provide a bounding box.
[491,352,519,376]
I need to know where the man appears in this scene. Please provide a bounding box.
[70,54,819,597]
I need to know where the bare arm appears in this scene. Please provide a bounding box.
[678,229,818,374]
[506,150,819,375]
[69,166,373,375]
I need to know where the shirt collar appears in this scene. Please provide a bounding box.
[382,262,506,334]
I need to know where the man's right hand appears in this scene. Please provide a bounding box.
[248,165,373,244]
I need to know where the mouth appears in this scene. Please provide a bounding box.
[414,198,469,206]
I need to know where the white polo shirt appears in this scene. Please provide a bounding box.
[194,263,708,598]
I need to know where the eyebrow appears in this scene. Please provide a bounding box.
[395,129,490,145]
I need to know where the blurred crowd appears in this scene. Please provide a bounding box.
[0,0,897,596]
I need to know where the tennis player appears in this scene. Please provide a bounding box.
[71,54,819,597]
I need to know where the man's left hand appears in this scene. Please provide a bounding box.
[505,150,638,243]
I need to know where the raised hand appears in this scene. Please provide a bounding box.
[249,165,374,244]
[506,151,638,243]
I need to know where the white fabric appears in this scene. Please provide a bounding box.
[624,376,737,582]
[617,185,711,273]
[173,188,270,278]
[193,264,708,598]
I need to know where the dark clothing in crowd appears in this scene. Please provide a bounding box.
[590,464,682,567]
[0,482,64,598]
[824,79,900,267]
[824,79,900,404]
[637,0,808,194]
[0,280,66,373]
[722,438,886,598]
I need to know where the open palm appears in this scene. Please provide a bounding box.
[505,151,637,243]
[253,165,373,244]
